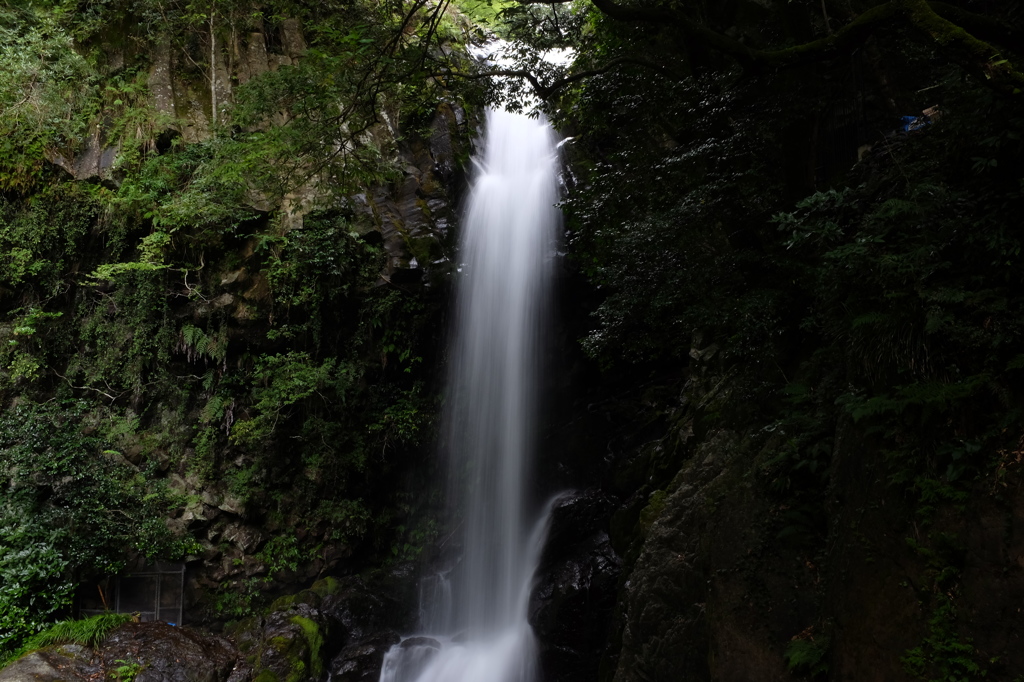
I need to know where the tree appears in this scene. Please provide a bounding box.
[472,0,1022,101]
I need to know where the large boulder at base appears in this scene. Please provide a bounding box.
[328,631,401,682]
[320,574,415,643]
[0,647,93,682]
[102,623,239,682]
[529,489,622,682]
[0,625,239,682]
[232,573,415,682]
[234,591,332,682]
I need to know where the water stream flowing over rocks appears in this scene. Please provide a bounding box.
[378,108,561,682]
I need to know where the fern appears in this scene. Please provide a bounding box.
[199,395,226,424]
[873,197,927,221]
[785,635,830,676]
[846,375,990,422]
[177,324,227,365]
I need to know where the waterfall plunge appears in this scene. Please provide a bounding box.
[379,109,561,682]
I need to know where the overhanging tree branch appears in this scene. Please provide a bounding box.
[928,2,1024,53]
[519,0,1022,96]
[902,0,1024,97]
[451,56,682,99]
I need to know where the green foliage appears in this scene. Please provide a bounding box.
[784,634,830,677]
[0,183,99,293]
[563,70,785,368]
[316,498,371,544]
[106,138,259,261]
[366,382,431,452]
[0,613,132,668]
[760,375,838,497]
[0,0,462,634]
[178,324,228,366]
[211,577,266,621]
[70,267,175,397]
[0,308,63,388]
[0,400,186,659]
[902,600,986,682]
[774,94,1024,501]
[230,351,355,447]
[263,210,383,345]
[111,658,144,682]
[0,6,98,192]
[257,536,304,576]
[450,0,515,28]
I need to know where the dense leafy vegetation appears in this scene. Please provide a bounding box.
[2,0,1023,674]
[0,0,474,655]
[0,401,185,658]
[488,1,1023,677]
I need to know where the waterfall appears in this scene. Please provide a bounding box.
[379,108,561,682]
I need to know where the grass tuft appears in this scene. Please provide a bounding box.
[1,613,132,668]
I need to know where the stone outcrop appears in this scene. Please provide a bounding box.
[0,625,239,682]
[530,490,622,682]
[45,128,119,187]
[365,101,467,285]
[225,574,416,682]
[562,339,1024,682]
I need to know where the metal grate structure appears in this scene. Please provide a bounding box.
[77,562,185,625]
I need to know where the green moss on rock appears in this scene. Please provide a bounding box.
[310,577,340,598]
[289,616,323,679]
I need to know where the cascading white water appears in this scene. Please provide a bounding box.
[378,108,560,682]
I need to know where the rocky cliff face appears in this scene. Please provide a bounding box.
[0,5,479,651]
[127,19,471,623]
[530,332,1024,682]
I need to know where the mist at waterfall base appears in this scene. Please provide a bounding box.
[378,109,561,682]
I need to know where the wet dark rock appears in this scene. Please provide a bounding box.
[226,575,415,682]
[429,104,458,182]
[0,650,83,682]
[363,102,465,284]
[399,636,440,650]
[529,489,622,682]
[609,428,811,682]
[2,623,242,682]
[242,599,330,682]
[320,575,415,643]
[328,632,401,682]
[222,525,264,553]
[101,624,238,682]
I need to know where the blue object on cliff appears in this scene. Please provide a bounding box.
[901,115,930,132]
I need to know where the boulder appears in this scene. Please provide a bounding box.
[242,600,330,682]
[328,632,401,682]
[0,649,86,682]
[0,625,238,682]
[529,490,622,682]
[320,575,415,642]
[102,623,238,682]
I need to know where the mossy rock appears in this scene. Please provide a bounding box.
[637,489,668,537]
[245,601,330,682]
[289,616,323,680]
[310,576,340,598]
[268,594,297,612]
